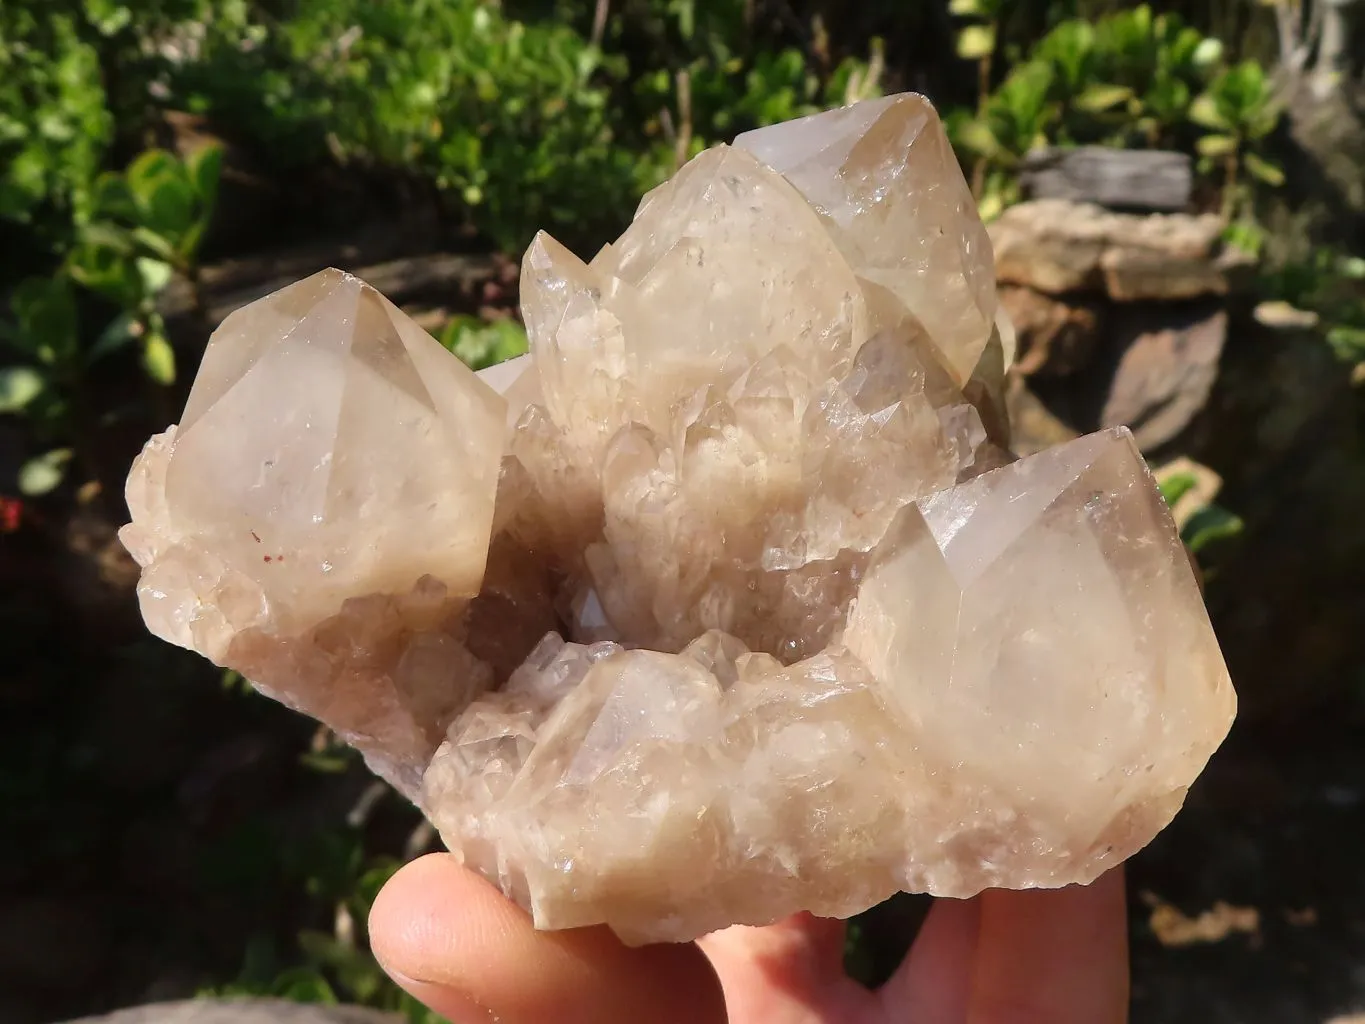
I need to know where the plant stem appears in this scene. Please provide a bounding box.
[674,69,693,170]
[970,27,996,200]
[1222,147,1240,219]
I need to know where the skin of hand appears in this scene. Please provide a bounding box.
[369,855,1129,1024]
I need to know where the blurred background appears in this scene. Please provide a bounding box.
[1,1,1363,1022]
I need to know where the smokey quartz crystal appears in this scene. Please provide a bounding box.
[122,94,1235,944]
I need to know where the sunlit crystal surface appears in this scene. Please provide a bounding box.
[123,95,1235,944]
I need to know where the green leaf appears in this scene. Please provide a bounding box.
[90,173,138,221]
[125,150,182,205]
[953,118,1001,158]
[82,0,132,35]
[1327,325,1365,362]
[1244,151,1284,186]
[299,751,351,773]
[10,277,79,365]
[79,221,136,255]
[141,329,176,385]
[1158,471,1199,507]
[1192,37,1224,69]
[1196,133,1238,157]
[1188,94,1231,131]
[143,179,196,236]
[18,448,73,496]
[176,219,209,266]
[1222,219,1266,257]
[1182,505,1244,555]
[948,0,986,15]
[439,315,528,370]
[136,257,175,295]
[956,24,997,61]
[132,226,177,262]
[977,191,1006,222]
[1073,84,1134,112]
[67,240,141,307]
[186,143,224,206]
[0,367,46,414]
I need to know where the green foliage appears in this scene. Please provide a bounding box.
[292,0,638,251]
[1190,59,1283,215]
[17,447,74,496]
[948,0,1004,68]
[1080,6,1215,146]
[0,6,112,235]
[1158,468,1244,564]
[440,315,529,371]
[950,3,1279,217]
[0,145,220,493]
[1158,470,1201,507]
[949,58,1057,218]
[171,0,871,253]
[202,790,441,1024]
[1260,247,1365,364]
[1182,503,1245,556]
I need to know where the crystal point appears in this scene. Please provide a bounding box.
[124,96,1235,944]
[737,93,996,384]
[122,268,509,795]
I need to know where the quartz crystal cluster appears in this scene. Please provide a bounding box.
[122,93,1236,944]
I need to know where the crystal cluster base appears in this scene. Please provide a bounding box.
[122,93,1236,944]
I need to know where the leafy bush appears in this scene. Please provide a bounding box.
[274,0,640,251]
[439,314,529,370]
[0,6,112,241]
[1260,247,1365,363]
[0,145,220,494]
[948,4,1276,219]
[1191,60,1284,214]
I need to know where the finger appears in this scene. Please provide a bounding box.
[699,913,874,1021]
[369,853,728,1024]
[966,866,1129,1024]
[878,896,981,1023]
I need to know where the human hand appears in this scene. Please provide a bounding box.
[369,855,1128,1024]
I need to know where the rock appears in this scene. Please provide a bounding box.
[1005,376,1079,457]
[61,1000,401,1024]
[121,94,1234,945]
[997,285,1104,376]
[1180,314,1365,725]
[1254,300,1320,329]
[1021,146,1193,211]
[990,199,1228,301]
[1099,304,1228,451]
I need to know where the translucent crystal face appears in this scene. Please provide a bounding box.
[735,93,996,384]
[140,269,505,644]
[122,93,1235,944]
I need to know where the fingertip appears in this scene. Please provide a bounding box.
[368,853,727,1024]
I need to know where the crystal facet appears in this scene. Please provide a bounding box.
[123,94,1236,944]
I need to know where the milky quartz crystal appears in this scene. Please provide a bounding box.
[122,93,1235,944]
